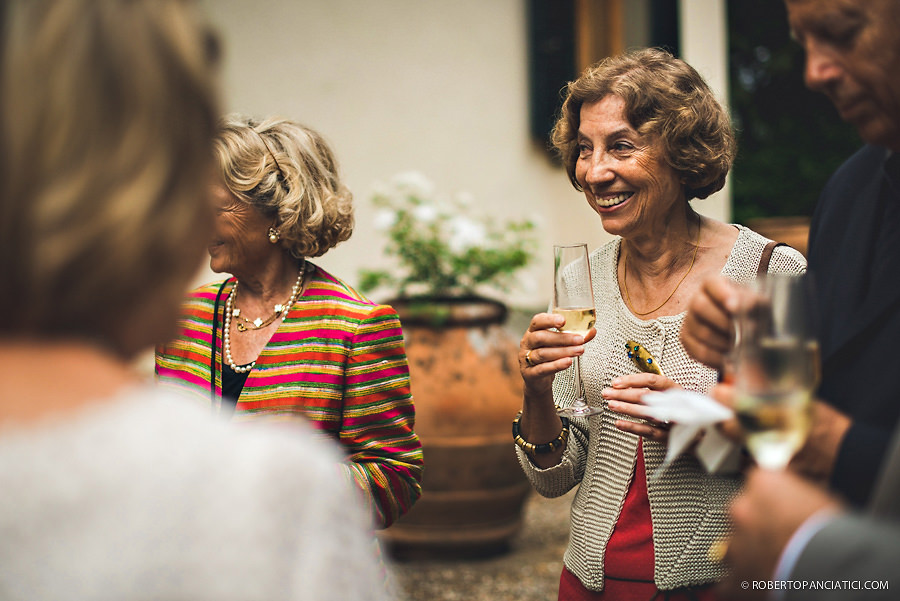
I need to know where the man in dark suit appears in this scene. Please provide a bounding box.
[681,0,900,507]
[681,0,900,597]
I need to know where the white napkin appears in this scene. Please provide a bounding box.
[640,389,740,474]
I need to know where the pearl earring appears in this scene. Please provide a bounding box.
[268,227,280,244]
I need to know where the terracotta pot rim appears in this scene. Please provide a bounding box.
[389,295,508,327]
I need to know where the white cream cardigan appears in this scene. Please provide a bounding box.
[516,225,807,592]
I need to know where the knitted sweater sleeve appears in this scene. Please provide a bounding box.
[766,245,808,276]
[513,366,591,498]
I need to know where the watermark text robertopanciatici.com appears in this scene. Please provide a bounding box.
[741,580,890,592]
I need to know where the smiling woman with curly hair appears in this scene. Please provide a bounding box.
[514,48,807,600]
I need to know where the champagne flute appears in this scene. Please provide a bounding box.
[552,243,600,418]
[732,274,819,469]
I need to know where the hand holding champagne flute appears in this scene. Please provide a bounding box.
[708,275,818,562]
[552,243,600,418]
[733,274,819,470]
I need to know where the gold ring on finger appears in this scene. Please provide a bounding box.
[525,349,536,367]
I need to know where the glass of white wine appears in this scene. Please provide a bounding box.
[552,243,599,418]
[733,273,819,469]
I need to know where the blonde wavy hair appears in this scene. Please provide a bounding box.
[214,116,355,259]
[0,0,220,352]
[551,47,736,201]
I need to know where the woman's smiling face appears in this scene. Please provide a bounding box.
[574,95,685,240]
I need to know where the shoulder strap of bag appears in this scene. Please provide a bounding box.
[757,241,788,275]
[210,280,229,404]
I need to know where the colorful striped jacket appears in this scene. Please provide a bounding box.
[155,264,423,529]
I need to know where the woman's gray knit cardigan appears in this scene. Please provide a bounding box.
[516,225,807,592]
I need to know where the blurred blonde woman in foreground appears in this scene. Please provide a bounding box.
[0,1,388,599]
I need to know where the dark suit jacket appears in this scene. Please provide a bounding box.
[807,144,900,506]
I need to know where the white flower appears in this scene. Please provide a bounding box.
[391,170,435,199]
[448,216,487,253]
[413,203,439,223]
[373,208,397,231]
[361,171,537,298]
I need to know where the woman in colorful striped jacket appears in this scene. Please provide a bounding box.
[156,116,423,529]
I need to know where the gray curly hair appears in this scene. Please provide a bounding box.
[551,47,736,201]
[214,115,355,258]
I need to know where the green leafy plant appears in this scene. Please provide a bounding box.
[359,172,536,299]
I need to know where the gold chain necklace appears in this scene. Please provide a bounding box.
[223,263,307,374]
[621,216,701,316]
[232,264,305,332]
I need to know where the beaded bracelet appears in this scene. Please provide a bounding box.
[512,411,569,459]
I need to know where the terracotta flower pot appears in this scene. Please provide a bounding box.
[379,296,531,559]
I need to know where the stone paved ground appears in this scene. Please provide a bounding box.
[390,489,575,601]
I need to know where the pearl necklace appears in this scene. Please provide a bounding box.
[223,265,305,374]
[232,268,305,332]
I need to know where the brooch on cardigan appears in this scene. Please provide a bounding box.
[625,340,663,376]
